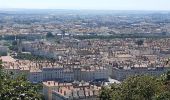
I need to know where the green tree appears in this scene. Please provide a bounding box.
[100,75,170,100]
[99,86,112,100]
[46,32,54,38]
[120,75,164,100]
[0,60,44,100]
[135,40,144,46]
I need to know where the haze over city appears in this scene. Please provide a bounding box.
[1,0,170,10]
[0,0,170,100]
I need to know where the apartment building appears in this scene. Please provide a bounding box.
[43,81,100,100]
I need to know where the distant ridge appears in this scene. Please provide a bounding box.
[0,9,170,15]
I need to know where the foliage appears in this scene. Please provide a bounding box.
[100,74,170,100]
[0,60,44,100]
[46,32,54,38]
[99,86,112,100]
[135,40,144,46]
[13,53,55,62]
[14,53,45,61]
[12,40,18,45]
[73,34,170,40]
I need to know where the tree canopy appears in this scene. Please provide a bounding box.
[0,60,44,100]
[100,74,170,100]
[46,32,54,38]
[135,40,144,46]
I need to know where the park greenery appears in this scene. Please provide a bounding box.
[99,72,170,100]
[73,34,170,40]
[13,53,56,62]
[46,32,54,38]
[135,39,144,46]
[0,60,44,100]
[14,53,46,61]
[0,33,170,41]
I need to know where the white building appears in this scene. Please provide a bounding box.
[112,67,170,81]
[73,67,109,81]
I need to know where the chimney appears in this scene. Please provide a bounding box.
[77,91,79,97]
[92,90,95,96]
[64,91,66,96]
[88,91,90,96]
[48,82,50,85]
[83,88,86,97]
[60,89,62,94]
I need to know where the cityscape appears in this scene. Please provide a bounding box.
[0,0,170,100]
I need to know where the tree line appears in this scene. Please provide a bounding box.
[100,72,170,100]
[0,60,44,100]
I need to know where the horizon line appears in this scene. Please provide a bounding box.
[1,8,170,12]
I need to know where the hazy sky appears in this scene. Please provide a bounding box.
[0,0,170,10]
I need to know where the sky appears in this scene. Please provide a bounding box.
[0,0,170,10]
